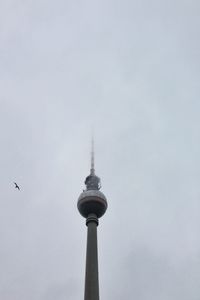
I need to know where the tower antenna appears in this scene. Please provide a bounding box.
[90,136,95,175]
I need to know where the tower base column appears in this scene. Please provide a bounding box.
[84,213,99,300]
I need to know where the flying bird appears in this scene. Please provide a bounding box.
[14,182,20,190]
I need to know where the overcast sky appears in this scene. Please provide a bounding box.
[0,0,200,299]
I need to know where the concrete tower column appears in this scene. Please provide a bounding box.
[84,214,99,300]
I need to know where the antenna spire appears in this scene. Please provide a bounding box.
[90,136,95,175]
[84,136,101,190]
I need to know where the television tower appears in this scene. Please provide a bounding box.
[77,139,108,300]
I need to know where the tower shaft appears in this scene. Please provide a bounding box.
[77,143,107,300]
[84,214,99,300]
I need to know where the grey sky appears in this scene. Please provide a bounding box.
[0,0,200,299]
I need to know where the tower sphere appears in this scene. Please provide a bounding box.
[78,189,107,219]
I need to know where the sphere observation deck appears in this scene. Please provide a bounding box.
[78,189,107,219]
